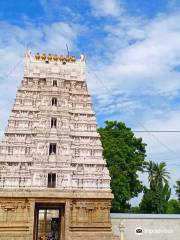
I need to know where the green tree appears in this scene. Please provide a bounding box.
[166,199,180,214]
[140,161,171,213]
[174,179,180,201]
[98,121,146,212]
[140,181,171,213]
[145,160,155,183]
[144,161,170,184]
[127,206,140,213]
[153,162,170,184]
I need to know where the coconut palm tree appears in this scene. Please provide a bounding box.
[153,162,170,184]
[145,160,156,183]
[145,161,170,185]
[140,161,171,213]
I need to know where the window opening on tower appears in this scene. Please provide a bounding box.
[52,97,57,106]
[8,147,13,155]
[47,173,56,188]
[49,143,57,155]
[51,118,57,128]
[53,80,57,87]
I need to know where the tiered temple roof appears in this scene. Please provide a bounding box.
[0,51,111,190]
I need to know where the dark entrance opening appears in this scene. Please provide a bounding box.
[51,118,57,128]
[52,98,57,106]
[49,143,57,155]
[53,80,57,87]
[48,173,56,188]
[34,203,65,240]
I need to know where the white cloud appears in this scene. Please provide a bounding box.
[85,12,180,203]
[0,20,81,69]
[133,110,180,201]
[135,111,180,158]
[88,14,180,96]
[39,0,62,16]
[0,20,81,137]
[89,0,122,17]
[1,4,180,203]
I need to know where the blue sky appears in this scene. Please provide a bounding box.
[0,0,180,204]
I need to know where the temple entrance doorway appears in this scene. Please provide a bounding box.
[34,203,65,240]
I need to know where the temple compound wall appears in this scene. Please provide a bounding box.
[111,213,180,240]
[0,52,113,240]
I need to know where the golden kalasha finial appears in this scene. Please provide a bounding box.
[53,54,58,61]
[65,55,70,62]
[48,53,52,61]
[35,52,76,62]
[35,52,41,60]
[71,56,76,62]
[59,55,64,62]
[41,53,46,60]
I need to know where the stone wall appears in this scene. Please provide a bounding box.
[111,213,180,240]
[0,190,113,240]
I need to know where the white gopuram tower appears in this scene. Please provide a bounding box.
[0,51,112,240]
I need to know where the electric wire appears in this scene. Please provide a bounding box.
[86,66,180,165]
[1,56,180,165]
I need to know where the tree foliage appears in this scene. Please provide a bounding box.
[140,161,171,213]
[145,161,170,184]
[174,179,180,201]
[166,199,180,214]
[98,121,146,212]
[140,181,171,213]
[127,206,140,213]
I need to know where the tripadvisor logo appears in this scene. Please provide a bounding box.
[135,227,143,235]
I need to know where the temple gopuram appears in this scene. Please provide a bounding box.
[0,51,113,240]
